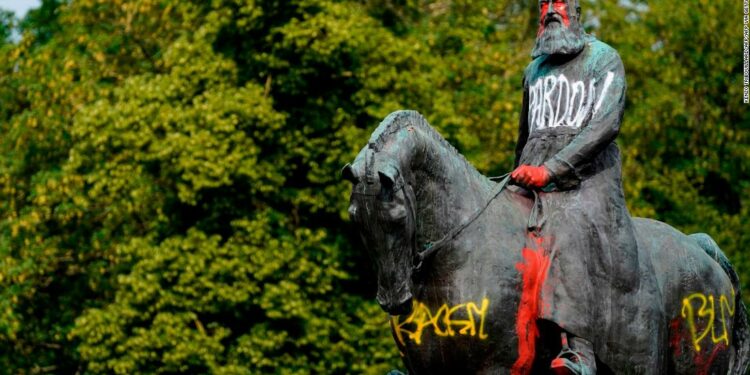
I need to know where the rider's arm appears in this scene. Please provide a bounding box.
[543,50,626,188]
[514,76,530,168]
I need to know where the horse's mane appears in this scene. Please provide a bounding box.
[367,110,484,180]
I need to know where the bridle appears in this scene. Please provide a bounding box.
[352,173,510,273]
[413,173,511,272]
[352,166,512,274]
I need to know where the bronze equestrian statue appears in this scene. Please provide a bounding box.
[342,1,750,374]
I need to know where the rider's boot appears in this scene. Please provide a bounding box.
[550,332,597,375]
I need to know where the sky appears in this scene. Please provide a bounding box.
[0,0,40,19]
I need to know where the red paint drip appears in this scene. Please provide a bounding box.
[695,343,726,375]
[511,235,551,375]
[670,316,729,374]
[668,318,684,358]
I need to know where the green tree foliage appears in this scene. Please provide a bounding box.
[0,0,746,373]
[0,9,14,46]
[19,0,64,46]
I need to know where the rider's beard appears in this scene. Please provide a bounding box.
[531,19,586,59]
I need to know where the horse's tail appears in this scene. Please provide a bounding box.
[690,233,750,374]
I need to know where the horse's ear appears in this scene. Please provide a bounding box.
[378,170,395,189]
[341,163,358,183]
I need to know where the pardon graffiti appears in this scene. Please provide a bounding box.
[681,289,736,352]
[528,71,615,132]
[390,298,490,346]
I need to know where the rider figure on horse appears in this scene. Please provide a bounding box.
[511,0,640,373]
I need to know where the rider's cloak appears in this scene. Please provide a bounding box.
[515,35,663,370]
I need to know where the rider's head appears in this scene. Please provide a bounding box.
[531,0,586,59]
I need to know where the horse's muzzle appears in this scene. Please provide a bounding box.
[379,293,413,316]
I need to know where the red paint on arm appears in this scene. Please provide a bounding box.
[511,234,551,375]
[511,165,550,188]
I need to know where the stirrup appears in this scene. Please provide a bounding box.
[550,333,593,375]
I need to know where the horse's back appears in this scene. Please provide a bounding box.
[633,217,746,374]
[634,218,730,301]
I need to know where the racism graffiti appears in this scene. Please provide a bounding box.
[680,289,736,352]
[528,71,615,132]
[390,298,490,346]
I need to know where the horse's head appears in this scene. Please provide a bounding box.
[341,110,491,316]
[342,148,417,316]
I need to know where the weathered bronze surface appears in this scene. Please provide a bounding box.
[344,111,749,374]
[343,0,749,373]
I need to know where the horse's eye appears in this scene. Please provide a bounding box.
[387,204,407,221]
[377,199,406,222]
[378,187,394,202]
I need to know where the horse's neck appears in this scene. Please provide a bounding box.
[411,128,494,244]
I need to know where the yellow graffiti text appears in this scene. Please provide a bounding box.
[681,288,735,352]
[390,298,489,346]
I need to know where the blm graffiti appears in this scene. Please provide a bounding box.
[528,71,615,132]
[668,289,737,373]
[680,289,736,352]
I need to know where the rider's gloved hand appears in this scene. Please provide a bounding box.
[511,165,551,188]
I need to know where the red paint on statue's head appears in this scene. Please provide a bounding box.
[538,0,572,36]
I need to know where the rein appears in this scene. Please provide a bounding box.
[413,173,512,272]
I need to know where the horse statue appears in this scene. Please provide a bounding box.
[342,110,750,374]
